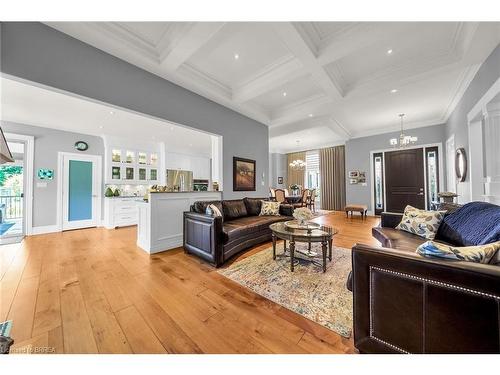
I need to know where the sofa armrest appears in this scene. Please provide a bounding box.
[279,203,294,217]
[351,243,500,353]
[380,212,403,228]
[183,212,224,266]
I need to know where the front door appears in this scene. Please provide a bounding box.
[384,148,425,212]
[62,154,100,230]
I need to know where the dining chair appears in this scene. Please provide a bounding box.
[270,188,276,200]
[293,189,309,208]
[274,189,286,203]
[307,189,316,212]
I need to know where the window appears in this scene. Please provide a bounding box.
[305,151,320,200]
[425,147,440,209]
[373,152,384,215]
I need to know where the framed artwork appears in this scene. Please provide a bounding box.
[37,168,54,180]
[348,170,359,178]
[233,157,256,191]
[277,176,283,184]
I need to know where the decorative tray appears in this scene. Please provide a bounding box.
[284,220,320,231]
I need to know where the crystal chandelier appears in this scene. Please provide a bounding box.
[289,159,306,170]
[389,114,418,148]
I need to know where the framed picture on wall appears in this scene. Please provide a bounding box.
[233,157,256,191]
[278,176,283,184]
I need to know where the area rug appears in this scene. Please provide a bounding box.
[218,243,353,337]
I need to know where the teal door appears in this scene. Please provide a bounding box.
[63,155,99,230]
[68,160,93,222]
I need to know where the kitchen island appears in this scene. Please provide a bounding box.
[136,191,222,254]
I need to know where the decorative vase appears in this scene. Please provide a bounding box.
[104,187,114,197]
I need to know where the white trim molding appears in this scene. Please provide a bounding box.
[4,132,34,236]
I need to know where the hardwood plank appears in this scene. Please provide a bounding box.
[59,283,98,353]
[115,305,167,354]
[7,275,39,342]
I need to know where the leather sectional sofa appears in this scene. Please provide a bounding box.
[349,202,500,353]
[183,198,294,267]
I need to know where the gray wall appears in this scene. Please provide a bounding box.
[345,124,447,212]
[0,22,269,200]
[269,153,288,189]
[445,43,500,201]
[1,121,105,227]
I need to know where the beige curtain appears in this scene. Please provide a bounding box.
[287,152,306,188]
[319,145,346,210]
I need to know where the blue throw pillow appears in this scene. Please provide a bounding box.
[436,202,500,246]
[417,240,500,264]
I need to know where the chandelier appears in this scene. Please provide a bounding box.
[389,114,418,148]
[289,159,306,170]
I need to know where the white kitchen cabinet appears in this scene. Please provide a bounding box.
[191,156,211,179]
[165,152,191,171]
[104,197,140,228]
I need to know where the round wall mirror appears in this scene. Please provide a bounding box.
[455,147,467,182]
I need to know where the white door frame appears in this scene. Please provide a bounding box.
[369,142,444,214]
[57,152,102,231]
[445,135,456,193]
[4,132,34,236]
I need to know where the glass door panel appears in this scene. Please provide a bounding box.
[138,152,147,165]
[149,168,158,181]
[111,166,121,180]
[68,160,93,222]
[125,167,135,180]
[138,168,147,181]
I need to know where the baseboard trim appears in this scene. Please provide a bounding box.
[32,225,60,235]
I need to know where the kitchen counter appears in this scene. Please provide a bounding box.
[136,191,222,254]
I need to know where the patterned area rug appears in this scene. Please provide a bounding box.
[218,243,353,337]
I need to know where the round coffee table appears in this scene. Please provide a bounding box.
[269,221,338,272]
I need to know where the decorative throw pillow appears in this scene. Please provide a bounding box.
[396,205,445,240]
[259,201,281,216]
[206,204,223,218]
[417,240,500,264]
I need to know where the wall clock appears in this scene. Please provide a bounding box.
[74,141,89,151]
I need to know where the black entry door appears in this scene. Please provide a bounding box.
[384,148,425,212]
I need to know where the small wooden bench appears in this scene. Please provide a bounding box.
[345,204,368,219]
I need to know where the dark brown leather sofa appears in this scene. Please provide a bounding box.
[183,198,294,267]
[350,211,500,354]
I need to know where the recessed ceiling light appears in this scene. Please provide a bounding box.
[99,125,104,129]
[387,49,393,55]
[390,89,398,93]
[308,114,313,117]
[109,111,114,115]
[234,53,239,60]
[189,143,193,147]
[283,92,287,97]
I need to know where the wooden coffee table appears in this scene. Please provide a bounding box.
[269,221,337,272]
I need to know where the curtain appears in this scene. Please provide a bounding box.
[319,145,346,210]
[287,152,306,188]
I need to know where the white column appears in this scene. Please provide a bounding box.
[483,102,500,204]
[210,135,223,191]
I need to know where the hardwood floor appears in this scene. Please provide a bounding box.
[1,211,379,354]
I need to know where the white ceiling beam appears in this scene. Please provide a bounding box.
[272,23,344,100]
[270,95,333,127]
[160,22,226,71]
[232,57,306,103]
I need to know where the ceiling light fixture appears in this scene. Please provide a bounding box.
[289,140,307,171]
[109,111,114,115]
[389,114,418,148]
[390,89,398,93]
[283,92,287,97]
[308,114,313,117]
[387,49,393,55]
[234,53,239,60]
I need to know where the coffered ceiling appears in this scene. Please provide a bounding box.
[45,22,500,153]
